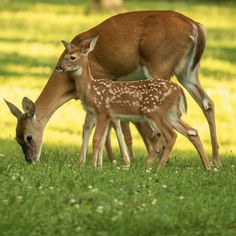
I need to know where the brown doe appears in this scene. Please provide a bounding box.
[5,11,220,167]
[58,38,211,170]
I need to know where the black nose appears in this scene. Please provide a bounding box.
[26,135,32,143]
[56,65,64,72]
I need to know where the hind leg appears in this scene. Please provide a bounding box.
[134,121,164,156]
[173,119,211,170]
[177,68,221,167]
[156,120,177,171]
[146,116,177,170]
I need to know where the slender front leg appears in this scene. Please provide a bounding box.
[104,126,116,163]
[120,121,134,158]
[77,112,95,165]
[92,115,109,168]
[97,125,111,167]
[112,119,130,166]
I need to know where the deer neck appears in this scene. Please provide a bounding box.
[35,69,77,129]
[73,60,94,105]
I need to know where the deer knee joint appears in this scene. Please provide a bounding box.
[203,98,210,111]
[187,130,198,136]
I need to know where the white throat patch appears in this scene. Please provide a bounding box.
[74,67,83,76]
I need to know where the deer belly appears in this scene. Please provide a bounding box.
[112,114,148,122]
[118,66,148,81]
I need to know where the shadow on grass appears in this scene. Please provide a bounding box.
[0,0,89,13]
[207,46,236,64]
[0,52,55,79]
[206,25,236,62]
[201,65,236,80]
[0,37,60,45]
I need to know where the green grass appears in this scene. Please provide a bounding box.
[0,142,236,235]
[0,0,236,235]
[1,141,236,236]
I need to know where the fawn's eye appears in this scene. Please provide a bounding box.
[70,55,77,61]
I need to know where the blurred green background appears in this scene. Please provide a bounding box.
[0,0,236,158]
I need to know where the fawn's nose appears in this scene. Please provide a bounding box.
[56,64,64,72]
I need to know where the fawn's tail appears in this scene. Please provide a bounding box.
[179,86,187,114]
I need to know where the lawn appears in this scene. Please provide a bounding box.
[0,0,236,235]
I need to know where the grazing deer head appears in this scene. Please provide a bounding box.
[5,97,43,163]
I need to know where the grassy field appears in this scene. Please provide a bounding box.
[0,0,236,235]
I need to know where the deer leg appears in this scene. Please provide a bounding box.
[77,113,115,166]
[92,115,109,168]
[112,120,131,166]
[146,116,177,170]
[104,126,116,163]
[120,121,134,158]
[156,122,177,171]
[177,70,221,167]
[77,112,95,165]
[97,125,110,168]
[173,120,211,170]
[134,121,165,157]
[133,122,153,154]
[146,143,160,167]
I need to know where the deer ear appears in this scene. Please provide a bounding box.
[61,40,77,51]
[4,98,23,119]
[22,97,35,118]
[80,36,99,54]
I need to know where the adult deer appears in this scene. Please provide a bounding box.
[5,10,220,167]
[58,38,211,170]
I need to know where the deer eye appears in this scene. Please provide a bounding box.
[70,55,77,61]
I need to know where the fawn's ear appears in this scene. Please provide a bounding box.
[61,40,77,51]
[22,97,35,118]
[4,98,23,119]
[80,36,99,54]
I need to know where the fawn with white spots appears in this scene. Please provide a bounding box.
[58,38,211,170]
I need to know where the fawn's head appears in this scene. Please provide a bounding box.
[56,37,98,73]
[5,97,43,164]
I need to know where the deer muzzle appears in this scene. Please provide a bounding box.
[56,64,65,72]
